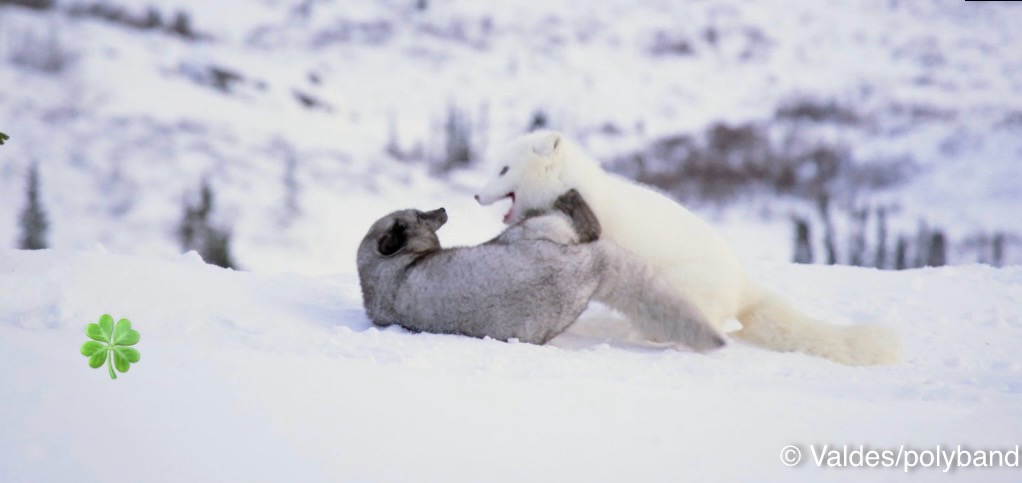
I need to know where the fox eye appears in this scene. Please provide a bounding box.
[499,166,509,176]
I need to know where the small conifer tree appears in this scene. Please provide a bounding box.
[178,180,236,269]
[18,162,50,250]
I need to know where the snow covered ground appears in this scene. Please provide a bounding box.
[2,248,1020,482]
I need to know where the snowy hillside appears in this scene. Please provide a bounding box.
[2,248,1021,482]
[1,0,1021,271]
[2,1,1021,480]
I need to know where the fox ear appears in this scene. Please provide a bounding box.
[378,221,407,256]
[532,132,562,157]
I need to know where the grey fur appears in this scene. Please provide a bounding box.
[356,190,726,351]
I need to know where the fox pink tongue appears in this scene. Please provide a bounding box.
[502,193,515,223]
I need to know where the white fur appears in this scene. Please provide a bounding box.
[476,130,899,366]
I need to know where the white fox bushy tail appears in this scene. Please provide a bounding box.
[592,241,727,352]
[734,281,900,365]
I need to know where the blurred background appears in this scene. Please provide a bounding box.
[1,0,1020,275]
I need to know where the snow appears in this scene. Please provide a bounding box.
[2,248,1021,482]
[2,0,1022,272]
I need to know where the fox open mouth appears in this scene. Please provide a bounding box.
[502,192,515,224]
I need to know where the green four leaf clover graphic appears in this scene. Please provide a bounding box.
[0,131,8,145]
[80,314,141,379]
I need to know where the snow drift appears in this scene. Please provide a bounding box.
[1,248,1020,482]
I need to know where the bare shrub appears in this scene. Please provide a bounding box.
[66,3,202,40]
[874,207,889,269]
[926,232,947,267]
[293,89,333,112]
[650,30,695,56]
[270,138,301,225]
[18,162,49,250]
[7,24,74,74]
[960,232,1016,267]
[167,10,196,39]
[846,207,869,266]
[816,194,838,265]
[0,0,54,10]
[776,96,860,125]
[895,236,908,270]
[180,63,264,97]
[792,216,813,264]
[311,19,393,47]
[417,17,491,50]
[178,180,237,269]
[435,104,475,173]
[792,207,984,270]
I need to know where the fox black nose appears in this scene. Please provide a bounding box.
[474,194,480,202]
[424,207,448,224]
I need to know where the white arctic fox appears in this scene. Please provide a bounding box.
[475,130,899,365]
